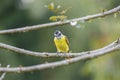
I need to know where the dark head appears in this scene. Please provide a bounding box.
[54,30,63,39]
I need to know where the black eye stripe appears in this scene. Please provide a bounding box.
[58,33,61,36]
[56,31,58,34]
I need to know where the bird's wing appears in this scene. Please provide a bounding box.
[65,36,69,46]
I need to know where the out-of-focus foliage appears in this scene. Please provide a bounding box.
[0,0,120,80]
[45,2,70,21]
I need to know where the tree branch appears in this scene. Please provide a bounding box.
[0,37,119,57]
[0,65,10,80]
[0,38,120,73]
[0,42,87,57]
[0,6,120,35]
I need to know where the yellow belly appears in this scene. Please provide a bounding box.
[54,36,69,53]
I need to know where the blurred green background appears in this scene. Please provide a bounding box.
[0,0,120,80]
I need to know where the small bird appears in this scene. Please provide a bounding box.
[54,30,69,53]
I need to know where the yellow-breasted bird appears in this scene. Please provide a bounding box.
[54,30,69,53]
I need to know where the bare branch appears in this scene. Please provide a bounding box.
[0,6,120,35]
[0,65,10,80]
[0,38,120,73]
[0,37,119,57]
[0,42,87,57]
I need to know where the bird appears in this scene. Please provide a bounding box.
[54,30,69,53]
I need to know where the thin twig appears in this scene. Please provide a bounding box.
[0,65,10,80]
[0,6,120,35]
[0,38,120,73]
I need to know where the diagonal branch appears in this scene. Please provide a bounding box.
[0,38,120,73]
[0,6,120,35]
